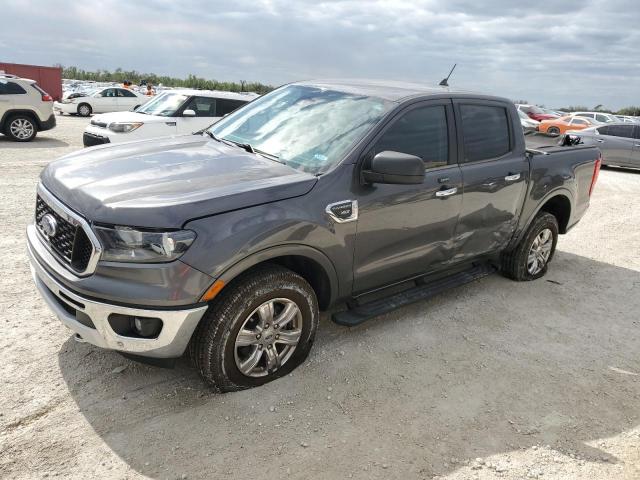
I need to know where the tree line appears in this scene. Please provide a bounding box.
[56,65,274,94]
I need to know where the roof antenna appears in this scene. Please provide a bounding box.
[439,63,457,87]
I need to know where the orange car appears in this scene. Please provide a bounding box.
[539,115,597,136]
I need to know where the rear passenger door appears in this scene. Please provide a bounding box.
[632,126,640,166]
[452,100,529,262]
[0,80,26,115]
[596,124,635,166]
[116,88,140,110]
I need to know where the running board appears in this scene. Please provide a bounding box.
[332,263,496,327]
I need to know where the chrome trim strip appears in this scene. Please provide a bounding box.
[36,183,102,276]
[28,241,208,358]
[325,200,358,224]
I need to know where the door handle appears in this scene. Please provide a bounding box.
[635,144,640,147]
[435,187,457,197]
[596,139,605,143]
[505,173,521,182]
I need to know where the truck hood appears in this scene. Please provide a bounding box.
[41,135,317,228]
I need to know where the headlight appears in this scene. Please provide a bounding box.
[94,226,196,263]
[108,122,143,133]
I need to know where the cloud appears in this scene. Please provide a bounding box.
[0,0,638,109]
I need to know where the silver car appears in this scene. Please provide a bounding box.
[567,123,640,168]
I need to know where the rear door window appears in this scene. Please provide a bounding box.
[0,81,27,95]
[606,125,634,138]
[117,88,137,97]
[101,89,117,97]
[459,104,511,162]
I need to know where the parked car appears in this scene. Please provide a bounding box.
[518,109,540,134]
[0,73,56,142]
[539,115,598,136]
[564,123,640,168]
[614,115,639,124]
[516,104,558,122]
[28,80,601,391]
[570,111,618,124]
[53,86,149,117]
[82,90,258,147]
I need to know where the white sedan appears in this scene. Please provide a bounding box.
[82,90,257,147]
[54,87,150,117]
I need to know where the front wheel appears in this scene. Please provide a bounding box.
[190,265,319,392]
[501,212,559,281]
[547,126,560,136]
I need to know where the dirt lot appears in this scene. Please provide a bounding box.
[1,116,639,480]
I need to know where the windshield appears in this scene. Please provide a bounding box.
[528,106,545,114]
[135,92,189,117]
[207,84,393,174]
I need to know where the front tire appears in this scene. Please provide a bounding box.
[77,103,92,117]
[501,212,559,281]
[5,115,37,142]
[547,126,560,136]
[190,265,319,392]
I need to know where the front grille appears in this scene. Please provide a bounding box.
[35,195,94,272]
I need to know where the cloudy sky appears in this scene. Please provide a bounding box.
[1,0,638,109]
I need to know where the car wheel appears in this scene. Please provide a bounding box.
[190,264,319,392]
[501,212,558,281]
[5,115,37,142]
[547,126,560,136]
[77,103,92,117]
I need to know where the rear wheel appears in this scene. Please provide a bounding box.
[77,103,92,117]
[501,212,558,281]
[190,265,319,392]
[5,115,37,142]
[547,126,560,136]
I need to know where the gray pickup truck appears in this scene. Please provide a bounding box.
[28,80,602,391]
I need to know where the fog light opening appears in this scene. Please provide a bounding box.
[132,316,163,338]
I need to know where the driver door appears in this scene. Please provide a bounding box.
[352,100,463,293]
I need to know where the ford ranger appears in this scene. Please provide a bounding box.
[27,80,601,391]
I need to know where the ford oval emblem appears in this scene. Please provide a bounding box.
[39,213,58,238]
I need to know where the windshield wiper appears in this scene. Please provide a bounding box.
[204,133,285,164]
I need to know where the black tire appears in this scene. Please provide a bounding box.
[547,126,560,136]
[190,265,319,392]
[77,103,92,117]
[4,114,38,142]
[501,212,559,281]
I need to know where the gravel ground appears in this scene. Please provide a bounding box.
[1,116,639,480]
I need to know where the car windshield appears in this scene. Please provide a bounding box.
[528,106,545,114]
[135,92,189,117]
[207,84,393,174]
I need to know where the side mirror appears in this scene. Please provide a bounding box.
[183,109,196,117]
[362,151,425,185]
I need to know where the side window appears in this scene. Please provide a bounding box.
[216,99,246,116]
[101,89,116,97]
[0,81,27,95]
[597,126,609,135]
[634,126,640,140]
[607,125,634,138]
[460,104,510,162]
[577,113,593,119]
[572,118,587,125]
[183,97,217,117]
[372,105,449,169]
[117,89,136,97]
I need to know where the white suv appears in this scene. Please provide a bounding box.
[0,74,56,142]
[82,90,257,146]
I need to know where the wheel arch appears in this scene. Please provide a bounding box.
[510,189,573,250]
[213,245,340,311]
[1,109,41,130]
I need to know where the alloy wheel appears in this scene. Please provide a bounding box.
[527,228,553,275]
[234,298,303,377]
[10,118,34,140]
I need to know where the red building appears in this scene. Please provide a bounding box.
[0,62,63,101]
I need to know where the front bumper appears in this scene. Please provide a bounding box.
[28,230,208,359]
